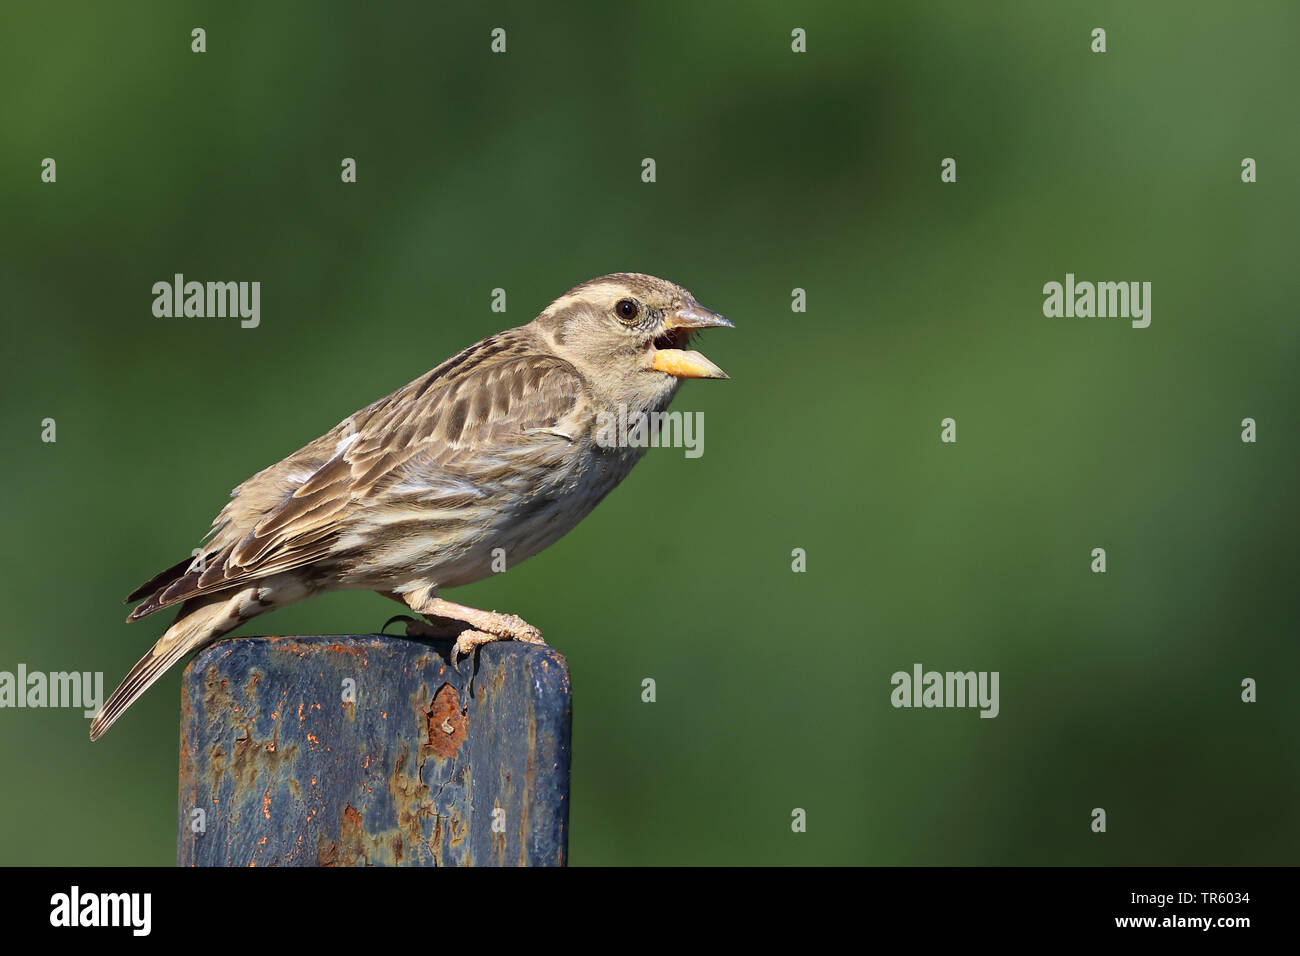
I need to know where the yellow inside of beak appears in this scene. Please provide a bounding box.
[650,348,728,379]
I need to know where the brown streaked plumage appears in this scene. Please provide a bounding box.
[90,273,733,740]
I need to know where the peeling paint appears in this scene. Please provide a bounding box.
[178,635,570,866]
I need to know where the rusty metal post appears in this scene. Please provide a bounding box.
[176,634,571,866]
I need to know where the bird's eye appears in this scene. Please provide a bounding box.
[615,299,639,322]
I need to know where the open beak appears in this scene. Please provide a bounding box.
[649,304,734,379]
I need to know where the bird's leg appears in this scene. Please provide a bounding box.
[375,590,464,639]
[377,589,546,662]
[399,590,547,663]
[419,598,545,645]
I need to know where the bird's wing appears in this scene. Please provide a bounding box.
[127,339,589,621]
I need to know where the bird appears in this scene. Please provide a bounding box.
[89,273,733,740]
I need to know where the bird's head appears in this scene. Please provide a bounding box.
[532,273,733,403]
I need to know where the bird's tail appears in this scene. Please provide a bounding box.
[90,591,250,741]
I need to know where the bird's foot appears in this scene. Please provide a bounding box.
[420,597,544,644]
[450,628,507,665]
[405,596,547,664]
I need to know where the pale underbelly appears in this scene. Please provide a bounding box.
[344,442,644,592]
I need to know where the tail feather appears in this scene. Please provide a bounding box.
[91,595,246,741]
[124,555,196,603]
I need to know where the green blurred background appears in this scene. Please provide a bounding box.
[1,1,1296,865]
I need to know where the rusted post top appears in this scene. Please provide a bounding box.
[177,635,571,866]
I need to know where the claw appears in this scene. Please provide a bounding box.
[451,634,475,668]
[451,628,501,668]
[381,614,416,635]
